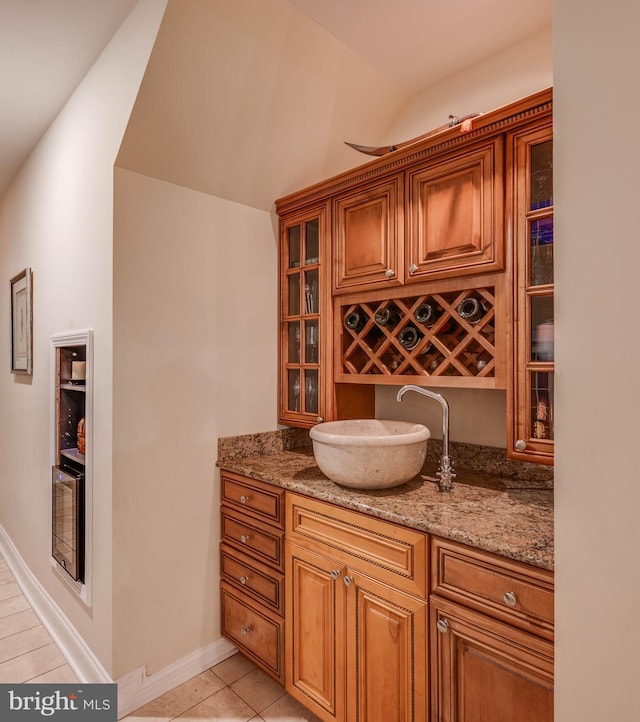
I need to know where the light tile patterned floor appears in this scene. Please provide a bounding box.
[0,556,77,683]
[0,553,320,721]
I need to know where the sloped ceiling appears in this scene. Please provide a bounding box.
[117,0,552,211]
[0,0,141,196]
[116,0,407,211]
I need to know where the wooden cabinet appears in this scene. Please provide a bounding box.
[333,175,404,293]
[219,472,286,683]
[333,140,503,295]
[285,493,428,722]
[406,139,504,282]
[276,88,553,430]
[278,204,374,428]
[430,537,554,722]
[507,121,554,464]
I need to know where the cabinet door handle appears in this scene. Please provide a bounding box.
[408,263,419,274]
[240,534,250,544]
[384,268,394,278]
[343,575,354,587]
[239,495,250,504]
[436,619,449,634]
[317,416,324,423]
[515,439,527,452]
[330,569,341,580]
[239,575,249,585]
[241,625,252,636]
[503,591,518,607]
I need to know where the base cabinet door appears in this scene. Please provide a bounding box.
[430,596,553,722]
[346,571,428,722]
[286,541,428,722]
[286,543,346,722]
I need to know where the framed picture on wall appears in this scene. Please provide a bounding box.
[10,267,33,374]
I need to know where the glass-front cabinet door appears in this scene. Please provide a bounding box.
[280,206,327,427]
[509,123,554,464]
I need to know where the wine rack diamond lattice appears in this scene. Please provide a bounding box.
[340,288,497,379]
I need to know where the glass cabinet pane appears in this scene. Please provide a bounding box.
[530,217,554,286]
[287,369,301,412]
[288,322,300,363]
[531,296,554,361]
[305,219,319,264]
[304,269,319,314]
[288,225,301,268]
[288,274,300,316]
[530,140,553,210]
[530,371,554,440]
[304,370,319,415]
[305,320,319,363]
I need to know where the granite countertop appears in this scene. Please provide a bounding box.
[218,430,554,571]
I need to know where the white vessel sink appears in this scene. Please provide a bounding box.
[310,419,430,489]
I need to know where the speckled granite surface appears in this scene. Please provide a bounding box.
[217,430,554,571]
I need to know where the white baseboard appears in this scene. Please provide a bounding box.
[0,523,110,684]
[0,523,237,720]
[116,637,237,718]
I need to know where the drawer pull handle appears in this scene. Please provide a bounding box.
[330,569,341,580]
[503,591,518,607]
[343,575,354,587]
[239,495,249,504]
[436,619,449,634]
[241,626,252,636]
[239,576,249,585]
[240,535,250,544]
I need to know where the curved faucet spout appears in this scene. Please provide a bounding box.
[396,384,455,491]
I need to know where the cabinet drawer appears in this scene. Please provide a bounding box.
[221,506,284,571]
[220,543,284,615]
[431,536,554,639]
[221,582,284,684]
[286,492,427,598]
[221,472,284,526]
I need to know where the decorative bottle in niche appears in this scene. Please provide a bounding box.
[374,307,400,328]
[344,310,364,332]
[77,418,86,455]
[456,297,486,324]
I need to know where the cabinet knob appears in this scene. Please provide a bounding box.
[239,495,249,504]
[515,439,527,452]
[240,535,250,544]
[241,626,252,636]
[317,416,324,423]
[330,569,341,580]
[384,268,394,278]
[503,591,518,607]
[239,575,249,585]
[408,263,419,274]
[436,619,449,634]
[343,575,354,587]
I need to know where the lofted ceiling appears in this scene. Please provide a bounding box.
[0,0,552,200]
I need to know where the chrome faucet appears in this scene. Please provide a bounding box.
[396,384,456,492]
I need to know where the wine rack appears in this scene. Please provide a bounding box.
[337,286,501,386]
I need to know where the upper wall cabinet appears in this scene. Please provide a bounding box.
[333,174,404,293]
[332,139,503,294]
[406,138,504,282]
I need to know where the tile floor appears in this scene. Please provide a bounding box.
[0,553,320,721]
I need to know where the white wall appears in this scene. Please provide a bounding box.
[0,0,167,676]
[112,168,277,676]
[376,25,553,446]
[554,2,640,719]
